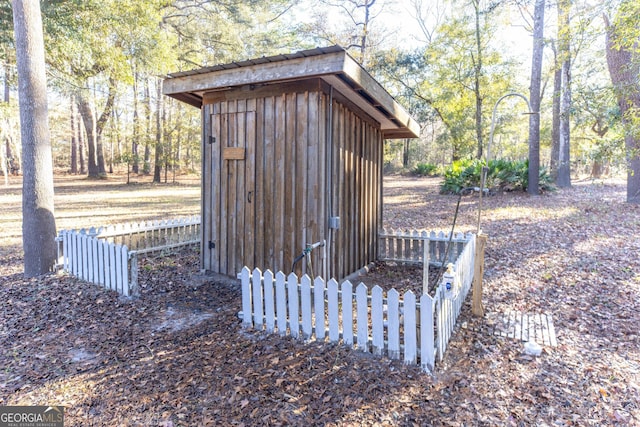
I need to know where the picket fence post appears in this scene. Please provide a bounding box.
[356,283,368,352]
[120,245,129,297]
[288,273,299,339]
[129,253,139,296]
[241,267,252,328]
[421,293,435,371]
[371,286,384,355]
[314,276,326,341]
[404,291,417,365]
[387,289,400,360]
[264,270,275,333]
[327,279,340,342]
[342,281,354,346]
[275,272,287,336]
[301,275,312,339]
[252,268,263,328]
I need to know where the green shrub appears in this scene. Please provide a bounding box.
[440,159,556,194]
[412,162,439,176]
[440,159,476,194]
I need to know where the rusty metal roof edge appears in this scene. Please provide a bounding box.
[166,45,346,79]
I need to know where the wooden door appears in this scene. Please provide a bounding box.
[209,110,256,276]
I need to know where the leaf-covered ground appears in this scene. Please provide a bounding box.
[1,174,639,426]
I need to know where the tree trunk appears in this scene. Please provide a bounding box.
[3,57,17,181]
[143,76,151,174]
[153,78,163,183]
[402,138,410,168]
[556,0,572,188]
[605,9,640,203]
[77,94,99,177]
[3,58,9,103]
[163,97,170,183]
[473,0,484,160]
[95,81,115,176]
[528,0,545,195]
[12,0,57,276]
[175,115,181,182]
[1,124,8,185]
[70,95,78,174]
[132,72,140,174]
[550,46,561,181]
[79,120,86,174]
[2,62,9,184]
[590,121,609,178]
[557,58,572,187]
[591,161,603,178]
[109,107,117,174]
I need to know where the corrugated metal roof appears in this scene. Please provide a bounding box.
[167,46,346,79]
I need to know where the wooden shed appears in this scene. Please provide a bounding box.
[163,46,419,280]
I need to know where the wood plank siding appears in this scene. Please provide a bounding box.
[165,47,418,280]
[201,79,382,279]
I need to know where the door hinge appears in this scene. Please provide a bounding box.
[208,241,215,249]
[209,136,216,144]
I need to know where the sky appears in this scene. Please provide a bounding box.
[291,0,535,70]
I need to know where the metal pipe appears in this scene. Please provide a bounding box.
[477,92,535,234]
[291,241,326,277]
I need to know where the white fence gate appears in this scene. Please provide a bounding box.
[58,231,132,295]
[56,216,201,296]
[241,231,476,372]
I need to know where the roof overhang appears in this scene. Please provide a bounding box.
[163,46,419,139]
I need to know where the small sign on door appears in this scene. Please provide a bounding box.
[222,147,245,160]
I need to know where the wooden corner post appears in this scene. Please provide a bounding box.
[472,233,487,317]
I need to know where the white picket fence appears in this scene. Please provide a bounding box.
[378,228,469,266]
[241,231,476,372]
[87,216,201,252]
[56,216,201,296]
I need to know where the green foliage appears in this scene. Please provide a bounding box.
[440,159,555,194]
[610,0,640,52]
[115,152,139,165]
[412,162,439,176]
[440,159,477,194]
[370,5,518,162]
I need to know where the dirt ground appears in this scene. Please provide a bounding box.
[1,172,639,426]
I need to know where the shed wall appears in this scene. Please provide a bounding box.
[201,82,381,279]
[329,101,383,279]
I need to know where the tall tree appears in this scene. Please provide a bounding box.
[153,77,163,183]
[550,42,561,181]
[605,1,640,203]
[76,94,99,177]
[12,0,57,276]
[143,76,151,174]
[471,0,484,159]
[2,52,19,178]
[299,0,386,66]
[78,120,86,174]
[131,72,140,174]
[43,0,165,178]
[69,94,77,173]
[556,0,572,187]
[528,0,545,195]
[1,58,13,184]
[375,0,514,163]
